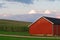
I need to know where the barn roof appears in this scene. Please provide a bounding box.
[44,16,60,25]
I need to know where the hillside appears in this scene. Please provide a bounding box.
[0,19,31,27]
[0,19,32,32]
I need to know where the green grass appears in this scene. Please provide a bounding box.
[0,36,59,40]
[0,31,30,36]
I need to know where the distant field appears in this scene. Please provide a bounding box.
[0,19,31,27]
[0,19,31,32]
[0,36,59,40]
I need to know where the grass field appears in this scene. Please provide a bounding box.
[0,36,59,40]
[0,31,30,36]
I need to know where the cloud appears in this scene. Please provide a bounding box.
[48,0,55,1]
[0,3,5,8]
[44,10,51,14]
[0,0,7,8]
[37,0,59,1]
[56,16,60,18]
[28,10,60,15]
[28,10,37,14]
[47,0,60,2]
[28,10,52,14]
[6,0,34,4]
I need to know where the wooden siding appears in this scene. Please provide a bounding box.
[29,17,53,36]
[54,25,60,36]
[58,26,60,35]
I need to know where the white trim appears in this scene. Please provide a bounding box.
[28,16,43,27]
[28,16,54,27]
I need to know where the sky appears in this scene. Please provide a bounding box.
[0,0,60,21]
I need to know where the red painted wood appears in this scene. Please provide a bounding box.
[29,17,53,35]
[58,25,60,35]
[53,25,57,35]
[54,25,60,36]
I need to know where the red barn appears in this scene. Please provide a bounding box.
[29,16,60,36]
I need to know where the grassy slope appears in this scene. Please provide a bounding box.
[0,19,31,27]
[0,36,59,40]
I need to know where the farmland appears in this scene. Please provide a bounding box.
[0,19,59,40]
[0,19,31,32]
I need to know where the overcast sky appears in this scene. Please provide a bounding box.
[0,0,60,18]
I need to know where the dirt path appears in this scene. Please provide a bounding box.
[0,34,59,39]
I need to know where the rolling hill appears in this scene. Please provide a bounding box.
[0,19,31,26]
[0,19,32,32]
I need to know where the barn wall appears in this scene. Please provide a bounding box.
[29,17,53,36]
[53,25,57,35]
[54,25,60,36]
[58,25,60,35]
